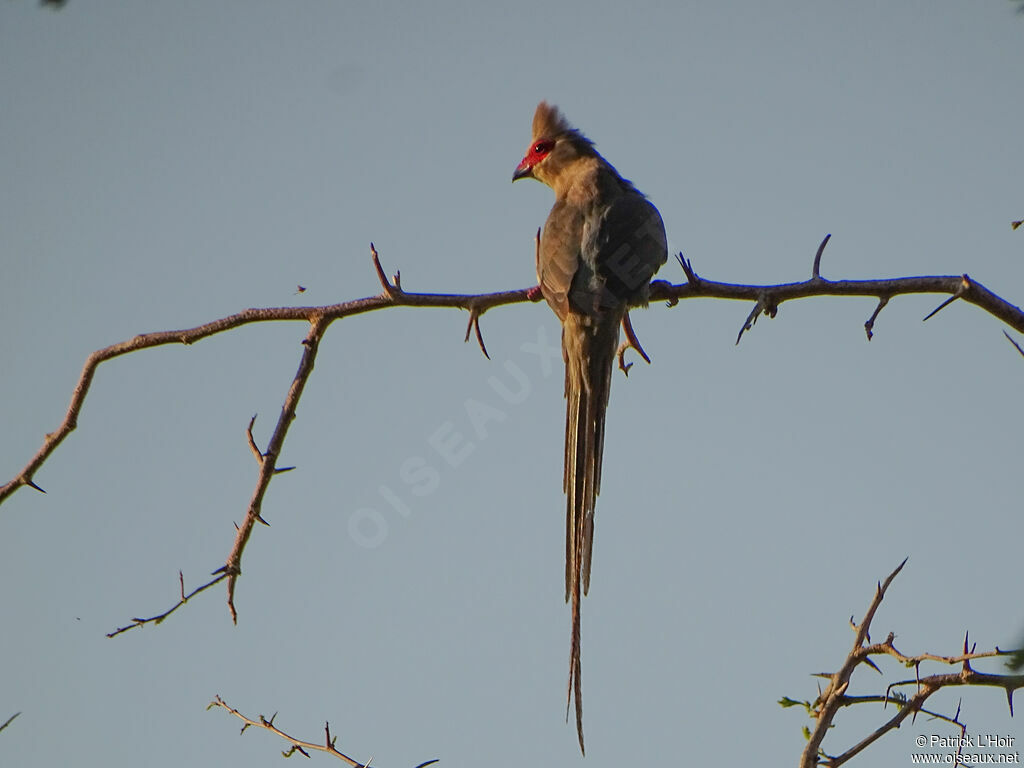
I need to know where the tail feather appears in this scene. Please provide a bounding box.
[562,312,619,754]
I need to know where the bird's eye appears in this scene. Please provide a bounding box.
[533,141,553,155]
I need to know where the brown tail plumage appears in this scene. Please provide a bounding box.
[562,311,620,755]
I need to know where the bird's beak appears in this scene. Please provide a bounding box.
[512,160,533,182]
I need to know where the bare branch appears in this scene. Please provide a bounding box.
[0,712,20,734]
[0,246,530,508]
[5,240,1024,635]
[222,316,329,623]
[794,559,1024,768]
[106,571,228,637]
[7,245,1024,508]
[209,696,438,768]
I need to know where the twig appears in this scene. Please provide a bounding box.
[371,242,403,299]
[222,316,329,624]
[106,571,228,637]
[0,712,20,734]
[864,297,889,341]
[209,696,438,768]
[794,559,1024,768]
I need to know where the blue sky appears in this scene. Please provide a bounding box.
[2,2,1023,766]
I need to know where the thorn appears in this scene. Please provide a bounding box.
[179,570,186,601]
[863,656,882,675]
[246,415,263,464]
[370,243,401,299]
[256,513,270,527]
[1012,220,1022,230]
[923,277,969,322]
[273,465,296,474]
[812,233,831,280]
[25,478,46,494]
[1003,331,1024,358]
[1007,689,1015,716]
[463,308,491,359]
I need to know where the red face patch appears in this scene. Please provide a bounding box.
[520,138,554,170]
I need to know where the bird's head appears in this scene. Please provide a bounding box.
[512,101,594,187]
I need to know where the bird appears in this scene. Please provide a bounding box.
[512,101,668,753]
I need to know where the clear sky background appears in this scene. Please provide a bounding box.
[2,2,1023,766]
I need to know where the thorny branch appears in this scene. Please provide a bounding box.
[790,560,1024,768]
[2,238,1024,633]
[106,570,227,637]
[0,712,20,734]
[209,696,438,768]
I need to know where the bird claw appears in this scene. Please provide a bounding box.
[617,311,651,376]
[526,285,544,302]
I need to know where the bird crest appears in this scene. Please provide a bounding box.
[532,101,576,141]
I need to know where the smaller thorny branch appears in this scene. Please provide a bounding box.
[209,696,438,767]
[2,237,1024,635]
[786,559,1024,768]
[0,712,20,734]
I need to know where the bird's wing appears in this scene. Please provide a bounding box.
[537,200,583,322]
[592,192,668,307]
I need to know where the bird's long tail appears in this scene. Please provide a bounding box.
[562,311,619,755]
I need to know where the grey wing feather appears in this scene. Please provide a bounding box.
[592,193,668,307]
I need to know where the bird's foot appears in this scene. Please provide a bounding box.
[617,310,651,376]
[526,284,544,302]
